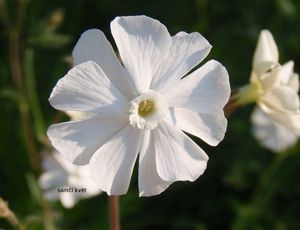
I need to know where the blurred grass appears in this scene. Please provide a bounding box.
[1,0,300,229]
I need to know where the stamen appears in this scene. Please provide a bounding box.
[138,99,155,117]
[129,90,168,130]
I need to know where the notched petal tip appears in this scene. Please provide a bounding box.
[154,121,209,183]
[111,15,172,93]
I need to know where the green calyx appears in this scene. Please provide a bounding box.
[235,82,261,106]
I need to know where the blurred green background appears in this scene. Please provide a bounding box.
[1,0,300,229]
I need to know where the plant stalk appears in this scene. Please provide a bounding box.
[109,196,120,230]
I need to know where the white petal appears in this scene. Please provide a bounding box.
[84,181,102,197]
[151,32,212,91]
[165,60,230,114]
[153,120,208,182]
[253,30,279,73]
[52,151,77,172]
[260,104,300,135]
[278,61,294,85]
[60,192,76,208]
[138,130,172,197]
[111,15,172,93]
[89,125,142,196]
[168,107,227,146]
[47,115,127,165]
[253,66,280,92]
[288,73,299,92]
[271,113,300,135]
[49,61,128,114]
[262,86,300,112]
[252,107,299,152]
[72,29,136,98]
[44,189,59,201]
[39,172,67,190]
[68,165,100,195]
[41,152,63,172]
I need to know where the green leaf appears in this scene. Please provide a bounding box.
[26,173,42,206]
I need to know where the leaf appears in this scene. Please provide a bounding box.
[26,173,42,206]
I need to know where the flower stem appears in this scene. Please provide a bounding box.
[7,5,41,174]
[24,48,48,145]
[224,90,239,117]
[109,196,120,230]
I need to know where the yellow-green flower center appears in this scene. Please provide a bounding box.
[138,99,155,117]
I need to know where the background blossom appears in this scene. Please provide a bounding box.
[39,150,101,208]
[250,30,300,151]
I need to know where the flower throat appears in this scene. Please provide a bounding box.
[138,99,155,117]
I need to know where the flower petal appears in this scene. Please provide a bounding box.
[251,66,280,92]
[51,151,77,172]
[111,15,172,93]
[168,107,227,146]
[252,107,299,152]
[153,120,208,182]
[44,189,59,201]
[49,61,128,114]
[39,172,67,190]
[47,115,127,165]
[253,30,279,74]
[288,73,299,92]
[151,32,212,91]
[262,85,300,112]
[260,104,300,135]
[41,152,63,172]
[89,125,142,196]
[278,61,294,85]
[270,113,300,135]
[165,60,230,114]
[60,191,76,208]
[138,130,172,197]
[72,29,136,98]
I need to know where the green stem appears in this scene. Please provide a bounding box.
[24,48,47,145]
[8,28,41,174]
[224,90,239,117]
[42,201,56,230]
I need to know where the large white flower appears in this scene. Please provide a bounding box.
[47,15,230,196]
[239,30,300,151]
[39,151,101,208]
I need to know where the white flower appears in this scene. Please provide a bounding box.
[240,30,300,151]
[252,107,299,152]
[47,15,230,196]
[39,151,101,208]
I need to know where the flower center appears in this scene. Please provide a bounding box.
[138,99,155,117]
[129,90,168,130]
